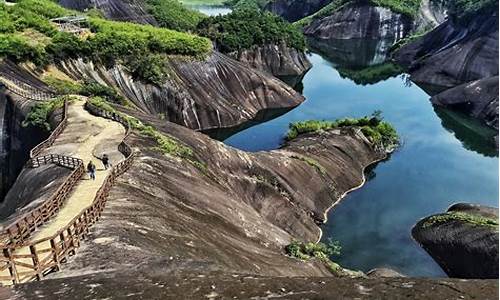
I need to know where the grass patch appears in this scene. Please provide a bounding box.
[291,155,327,175]
[286,111,399,149]
[423,212,499,228]
[22,96,73,130]
[196,6,305,53]
[88,97,206,171]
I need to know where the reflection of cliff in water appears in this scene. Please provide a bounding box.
[203,106,295,141]
[307,37,404,85]
[434,106,498,157]
[307,37,394,68]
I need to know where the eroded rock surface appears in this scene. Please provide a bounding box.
[39,107,388,279]
[56,52,304,131]
[304,2,412,41]
[228,42,312,78]
[8,271,499,300]
[58,0,157,24]
[412,203,499,279]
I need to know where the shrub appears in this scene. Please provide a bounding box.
[22,96,67,130]
[286,112,399,149]
[286,240,341,260]
[147,0,205,32]
[0,33,47,64]
[196,7,305,53]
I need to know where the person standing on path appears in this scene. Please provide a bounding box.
[101,154,110,170]
[87,161,96,180]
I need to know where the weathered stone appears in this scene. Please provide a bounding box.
[412,203,499,279]
[304,2,412,41]
[228,42,312,78]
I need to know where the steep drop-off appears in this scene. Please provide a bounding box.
[303,2,413,41]
[228,42,312,78]
[54,52,304,131]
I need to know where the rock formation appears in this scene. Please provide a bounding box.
[7,271,498,299]
[394,9,498,141]
[29,107,390,279]
[228,42,312,79]
[265,0,331,22]
[54,52,304,131]
[412,203,499,279]
[304,2,413,41]
[58,0,157,24]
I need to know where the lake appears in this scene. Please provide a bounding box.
[195,6,499,277]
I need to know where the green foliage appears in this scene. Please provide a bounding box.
[196,7,305,53]
[44,76,126,104]
[147,0,205,32]
[449,0,498,24]
[286,112,399,149]
[0,33,47,64]
[0,0,212,83]
[423,212,499,228]
[22,96,67,130]
[286,239,341,260]
[337,63,404,85]
[225,0,269,10]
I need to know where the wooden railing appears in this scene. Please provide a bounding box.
[0,76,56,101]
[0,101,134,285]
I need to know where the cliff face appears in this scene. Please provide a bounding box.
[39,108,388,279]
[264,0,331,22]
[58,0,157,24]
[56,52,304,131]
[304,2,413,41]
[228,42,312,78]
[0,62,52,201]
[412,203,499,279]
[394,11,498,137]
[395,13,498,91]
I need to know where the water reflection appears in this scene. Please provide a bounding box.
[434,106,498,157]
[203,106,295,141]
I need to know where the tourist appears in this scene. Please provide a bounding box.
[101,154,110,170]
[87,161,96,180]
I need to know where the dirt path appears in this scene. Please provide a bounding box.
[1,99,125,282]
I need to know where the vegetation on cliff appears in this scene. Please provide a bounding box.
[286,112,399,149]
[286,240,347,274]
[147,0,205,32]
[196,6,305,53]
[22,96,70,130]
[448,0,498,24]
[423,212,499,228]
[0,0,212,84]
[44,76,126,104]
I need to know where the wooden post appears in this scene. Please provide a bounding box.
[29,245,41,281]
[50,239,61,272]
[3,248,18,284]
